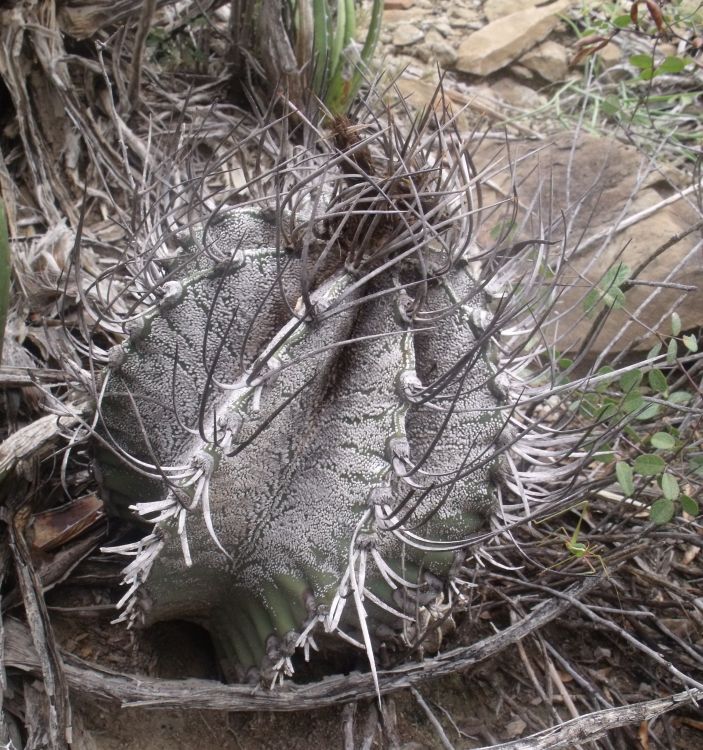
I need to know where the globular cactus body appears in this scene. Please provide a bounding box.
[96,117,518,685]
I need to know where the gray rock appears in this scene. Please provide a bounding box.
[447,5,482,27]
[430,39,458,68]
[430,21,453,37]
[393,23,424,47]
[448,5,481,20]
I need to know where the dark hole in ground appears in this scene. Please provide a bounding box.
[145,620,220,681]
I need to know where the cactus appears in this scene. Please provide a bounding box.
[94,106,580,688]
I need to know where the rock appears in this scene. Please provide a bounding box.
[429,39,458,68]
[394,77,481,130]
[448,5,481,21]
[520,40,569,81]
[489,78,548,109]
[597,41,621,68]
[474,133,703,353]
[455,0,570,76]
[414,45,433,64]
[511,63,537,81]
[448,17,483,30]
[561,190,703,354]
[484,0,543,22]
[393,23,424,47]
[417,30,458,68]
[383,8,426,24]
[430,21,453,37]
[447,6,482,27]
[384,0,414,9]
[425,29,446,47]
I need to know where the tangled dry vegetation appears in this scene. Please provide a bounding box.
[0,2,702,749]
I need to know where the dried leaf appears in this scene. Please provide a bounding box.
[504,717,527,739]
[682,544,700,565]
[639,719,650,748]
[630,2,639,26]
[570,34,613,66]
[678,717,703,731]
[644,0,665,33]
[29,494,104,551]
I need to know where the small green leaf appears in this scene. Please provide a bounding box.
[619,369,643,393]
[660,472,679,501]
[613,14,632,28]
[622,393,644,414]
[630,54,654,69]
[593,402,616,421]
[616,461,634,496]
[680,494,699,517]
[669,390,692,405]
[607,263,631,288]
[558,357,574,370]
[583,289,599,317]
[601,96,620,116]
[682,334,698,353]
[633,454,665,476]
[594,366,614,393]
[650,432,675,450]
[648,369,668,394]
[647,342,662,360]
[634,402,661,421]
[667,338,678,364]
[650,498,675,525]
[689,456,703,476]
[640,68,655,81]
[671,313,682,336]
[594,450,615,464]
[656,56,686,75]
[584,263,631,316]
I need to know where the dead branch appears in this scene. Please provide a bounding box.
[2,577,599,711]
[125,0,158,115]
[473,688,703,750]
[0,414,78,482]
[6,511,71,749]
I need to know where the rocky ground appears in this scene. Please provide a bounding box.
[372,0,703,350]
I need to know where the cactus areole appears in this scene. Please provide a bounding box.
[96,116,521,687]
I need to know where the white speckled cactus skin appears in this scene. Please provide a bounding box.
[96,124,515,685]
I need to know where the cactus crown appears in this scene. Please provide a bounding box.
[89,93,601,688]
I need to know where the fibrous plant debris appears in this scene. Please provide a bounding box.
[0,2,702,750]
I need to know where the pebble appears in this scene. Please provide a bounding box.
[393,23,424,47]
